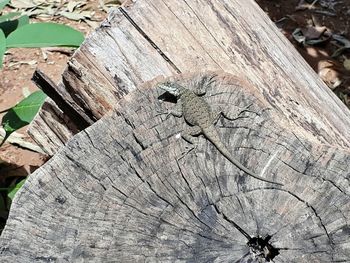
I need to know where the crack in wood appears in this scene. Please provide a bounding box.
[118,7,182,74]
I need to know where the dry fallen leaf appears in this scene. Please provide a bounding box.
[301,26,326,40]
[318,60,343,89]
[8,60,37,68]
[332,34,350,57]
[67,1,81,12]
[59,11,86,21]
[22,87,31,98]
[0,128,46,154]
[344,59,350,71]
[10,0,38,9]
[292,26,331,45]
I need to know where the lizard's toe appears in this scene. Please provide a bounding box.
[177,145,197,160]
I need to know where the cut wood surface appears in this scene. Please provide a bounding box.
[2,72,350,262]
[3,0,349,261]
[29,0,350,155]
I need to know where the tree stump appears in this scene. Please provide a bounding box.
[2,0,350,261]
[1,72,349,262]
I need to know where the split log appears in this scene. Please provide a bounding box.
[0,0,349,262]
[28,0,350,155]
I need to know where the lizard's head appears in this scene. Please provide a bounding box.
[157,81,184,97]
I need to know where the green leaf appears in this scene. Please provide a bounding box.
[0,15,29,37]
[0,0,10,11]
[7,179,25,201]
[6,22,84,48]
[1,90,46,146]
[0,12,22,23]
[0,29,5,68]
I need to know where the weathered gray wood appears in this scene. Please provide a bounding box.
[28,98,79,156]
[28,0,350,155]
[29,70,90,155]
[32,70,91,130]
[1,72,349,262]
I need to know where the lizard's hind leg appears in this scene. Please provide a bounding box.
[224,103,255,120]
[178,126,202,160]
[212,103,256,125]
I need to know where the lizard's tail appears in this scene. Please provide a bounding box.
[204,129,283,186]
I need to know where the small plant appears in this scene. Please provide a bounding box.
[0,178,25,232]
[0,0,84,146]
[1,90,47,146]
[0,0,84,225]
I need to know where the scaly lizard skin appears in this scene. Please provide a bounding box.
[157,81,283,186]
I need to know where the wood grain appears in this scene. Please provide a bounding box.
[1,72,349,262]
[29,0,350,155]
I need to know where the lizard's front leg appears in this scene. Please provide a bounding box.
[192,73,216,96]
[156,100,183,119]
[168,101,183,118]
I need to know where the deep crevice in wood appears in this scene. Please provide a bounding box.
[60,74,98,123]
[247,235,280,261]
[31,70,90,131]
[119,6,182,74]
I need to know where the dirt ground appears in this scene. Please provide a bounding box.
[256,0,350,102]
[0,0,349,223]
[0,2,105,174]
[0,0,107,229]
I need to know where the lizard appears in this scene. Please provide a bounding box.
[157,81,283,186]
